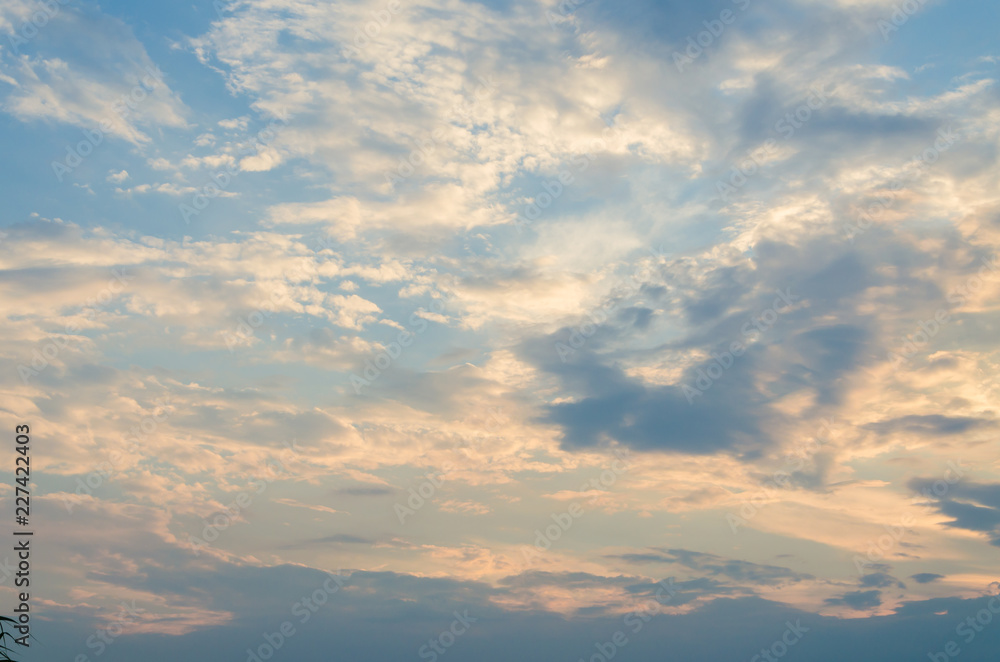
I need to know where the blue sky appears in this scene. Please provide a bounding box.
[1,0,1000,660]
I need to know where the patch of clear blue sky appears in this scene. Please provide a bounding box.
[875,0,999,88]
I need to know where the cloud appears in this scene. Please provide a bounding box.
[859,572,905,589]
[0,2,188,143]
[911,573,944,584]
[333,486,394,496]
[825,590,883,610]
[2,0,1000,657]
[606,548,814,586]
[864,415,994,436]
[908,479,1000,547]
[281,533,373,548]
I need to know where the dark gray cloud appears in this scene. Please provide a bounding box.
[281,533,374,548]
[825,589,882,609]
[860,572,905,589]
[865,415,994,436]
[37,559,1000,662]
[539,359,769,454]
[908,479,1000,547]
[911,573,944,584]
[605,548,813,585]
[520,235,900,457]
[332,486,394,497]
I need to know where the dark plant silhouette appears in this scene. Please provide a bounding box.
[0,616,26,661]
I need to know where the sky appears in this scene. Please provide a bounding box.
[0,0,999,660]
